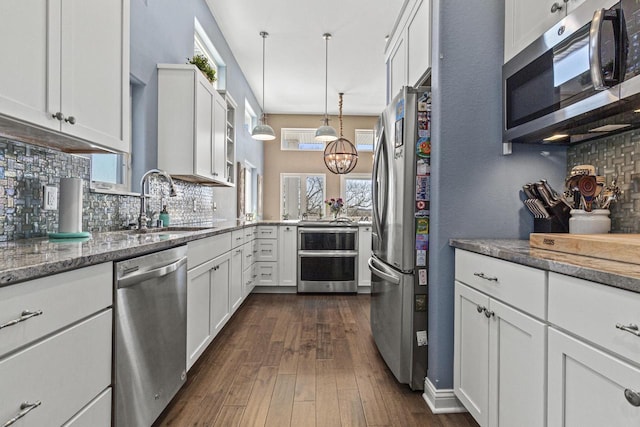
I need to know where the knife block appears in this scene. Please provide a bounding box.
[533,203,571,233]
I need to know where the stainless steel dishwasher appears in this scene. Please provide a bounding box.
[114,245,188,427]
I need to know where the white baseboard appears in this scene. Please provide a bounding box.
[422,377,468,414]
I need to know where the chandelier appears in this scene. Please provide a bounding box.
[323,93,358,174]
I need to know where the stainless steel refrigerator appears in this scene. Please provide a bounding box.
[370,86,430,391]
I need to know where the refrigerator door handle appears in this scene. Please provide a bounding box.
[372,126,387,236]
[368,257,401,285]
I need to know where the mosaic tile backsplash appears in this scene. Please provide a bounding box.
[567,130,640,233]
[0,139,220,241]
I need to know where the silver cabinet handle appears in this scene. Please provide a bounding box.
[235,249,242,254]
[550,2,564,13]
[484,309,495,318]
[3,401,41,427]
[616,323,640,337]
[52,112,65,121]
[473,272,498,282]
[625,389,640,407]
[64,115,76,125]
[476,305,485,314]
[0,310,43,330]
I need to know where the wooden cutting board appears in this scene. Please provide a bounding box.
[529,233,640,265]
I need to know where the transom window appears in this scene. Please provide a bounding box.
[245,100,257,133]
[355,129,375,152]
[281,128,326,151]
[194,18,225,89]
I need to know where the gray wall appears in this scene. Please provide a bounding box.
[130,0,264,221]
[427,0,568,389]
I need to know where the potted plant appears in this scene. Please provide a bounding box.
[187,54,217,84]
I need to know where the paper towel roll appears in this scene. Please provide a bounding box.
[59,178,83,233]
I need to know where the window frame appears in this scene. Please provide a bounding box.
[194,18,226,90]
[340,173,373,218]
[280,128,327,151]
[354,128,375,152]
[280,172,327,220]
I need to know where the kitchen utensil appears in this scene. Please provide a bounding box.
[577,175,597,212]
[535,182,557,207]
[570,164,596,177]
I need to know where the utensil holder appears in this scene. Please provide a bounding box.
[569,209,611,234]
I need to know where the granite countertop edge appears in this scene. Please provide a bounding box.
[450,238,640,294]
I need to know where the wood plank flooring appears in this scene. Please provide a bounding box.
[154,294,479,427]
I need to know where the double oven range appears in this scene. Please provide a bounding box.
[297,224,358,293]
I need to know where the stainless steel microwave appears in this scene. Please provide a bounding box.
[503,0,640,145]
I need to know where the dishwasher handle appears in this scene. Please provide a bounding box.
[118,256,187,289]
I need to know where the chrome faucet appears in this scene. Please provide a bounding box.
[139,169,178,229]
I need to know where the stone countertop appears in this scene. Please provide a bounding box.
[0,220,250,287]
[450,239,640,293]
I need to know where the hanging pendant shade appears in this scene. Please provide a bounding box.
[324,93,358,174]
[315,33,338,142]
[252,31,275,141]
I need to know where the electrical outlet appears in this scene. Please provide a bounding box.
[43,185,58,210]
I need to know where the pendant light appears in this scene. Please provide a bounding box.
[324,93,358,174]
[315,33,338,142]
[252,31,276,141]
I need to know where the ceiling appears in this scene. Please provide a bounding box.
[206,0,406,117]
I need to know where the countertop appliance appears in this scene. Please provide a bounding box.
[503,0,640,145]
[370,86,430,390]
[114,245,188,427]
[297,224,358,293]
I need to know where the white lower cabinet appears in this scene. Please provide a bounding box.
[278,225,297,287]
[547,272,640,426]
[454,249,547,427]
[0,310,112,427]
[230,245,244,313]
[62,388,112,427]
[548,328,640,427]
[256,262,279,286]
[209,252,231,337]
[186,256,214,369]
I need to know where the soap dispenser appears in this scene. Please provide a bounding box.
[159,205,170,227]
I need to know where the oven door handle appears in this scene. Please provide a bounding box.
[298,250,358,257]
[368,257,400,285]
[299,227,358,234]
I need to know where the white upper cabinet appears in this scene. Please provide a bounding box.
[0,0,129,153]
[157,64,230,186]
[385,0,432,101]
[504,0,587,63]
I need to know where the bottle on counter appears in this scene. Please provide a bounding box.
[159,205,170,227]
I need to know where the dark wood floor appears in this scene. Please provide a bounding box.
[155,293,479,427]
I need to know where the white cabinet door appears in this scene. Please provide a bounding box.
[195,76,214,180]
[186,259,213,370]
[230,246,244,314]
[548,328,640,427]
[0,0,128,153]
[60,0,128,152]
[0,0,57,130]
[210,252,231,337]
[504,0,585,63]
[407,0,431,86]
[454,281,490,426]
[212,91,227,183]
[358,226,372,288]
[278,225,297,287]
[389,37,406,100]
[489,299,546,427]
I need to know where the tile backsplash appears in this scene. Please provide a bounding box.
[0,138,219,241]
[567,130,640,233]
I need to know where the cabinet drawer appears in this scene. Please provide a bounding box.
[244,226,256,241]
[243,264,256,296]
[256,262,279,286]
[549,272,640,364]
[62,388,111,427]
[256,240,278,262]
[257,225,277,239]
[231,229,245,248]
[188,232,231,269]
[242,241,255,271]
[0,310,112,427]
[0,262,112,357]
[455,249,547,319]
